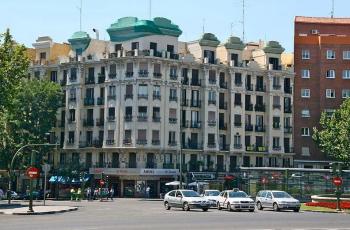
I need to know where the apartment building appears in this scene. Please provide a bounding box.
[29,17,294,197]
[294,16,350,169]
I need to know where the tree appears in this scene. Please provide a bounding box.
[313,99,350,166]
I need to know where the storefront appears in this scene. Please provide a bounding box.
[89,168,179,198]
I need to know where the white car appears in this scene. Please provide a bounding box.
[164,189,211,211]
[255,190,300,212]
[217,190,255,212]
[202,190,220,207]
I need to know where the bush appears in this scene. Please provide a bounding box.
[305,201,350,209]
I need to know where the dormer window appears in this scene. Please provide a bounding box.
[40,52,46,60]
[204,50,215,64]
[115,44,122,52]
[167,45,174,54]
[150,42,157,53]
[230,53,238,67]
[131,42,139,50]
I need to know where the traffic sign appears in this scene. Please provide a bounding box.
[26,167,40,179]
[42,164,51,173]
[261,177,268,184]
[99,179,105,186]
[333,177,343,186]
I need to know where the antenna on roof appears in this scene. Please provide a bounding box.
[78,0,82,31]
[202,18,205,34]
[331,0,335,18]
[230,22,234,36]
[242,0,246,42]
[149,0,152,19]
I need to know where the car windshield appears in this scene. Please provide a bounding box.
[228,191,248,198]
[205,191,220,196]
[272,191,291,198]
[181,190,200,197]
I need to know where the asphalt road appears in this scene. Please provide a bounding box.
[0,199,350,230]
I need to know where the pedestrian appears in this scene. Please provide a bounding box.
[76,188,82,201]
[0,188,4,201]
[93,188,98,200]
[86,187,91,201]
[70,187,75,201]
[109,187,114,201]
[146,186,150,199]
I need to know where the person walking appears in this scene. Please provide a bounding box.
[109,187,114,201]
[146,186,150,199]
[70,188,75,201]
[0,188,4,201]
[76,188,82,201]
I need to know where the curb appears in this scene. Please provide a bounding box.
[302,209,348,214]
[0,207,78,215]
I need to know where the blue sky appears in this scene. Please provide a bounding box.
[0,0,349,52]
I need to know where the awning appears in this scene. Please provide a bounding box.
[71,175,92,184]
[188,182,209,186]
[49,176,70,184]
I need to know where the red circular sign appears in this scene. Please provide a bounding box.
[261,177,268,184]
[26,167,40,179]
[99,180,105,186]
[333,177,343,186]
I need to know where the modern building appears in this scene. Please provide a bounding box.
[294,16,350,168]
[28,16,294,197]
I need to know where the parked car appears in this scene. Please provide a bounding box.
[202,189,221,207]
[255,190,300,212]
[164,189,211,211]
[2,190,20,200]
[217,189,255,212]
[21,190,44,200]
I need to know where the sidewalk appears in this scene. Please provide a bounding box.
[0,201,78,215]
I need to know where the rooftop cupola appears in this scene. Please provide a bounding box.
[263,41,285,54]
[198,33,220,47]
[224,36,245,50]
[68,31,91,54]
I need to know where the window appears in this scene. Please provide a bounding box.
[342,89,350,98]
[137,129,147,141]
[109,85,116,96]
[234,114,241,126]
[324,109,336,117]
[124,130,131,142]
[69,109,75,121]
[301,69,310,78]
[108,107,115,119]
[273,117,280,128]
[152,130,160,142]
[326,89,336,98]
[168,131,176,144]
[343,51,350,60]
[301,89,310,98]
[234,134,241,145]
[343,70,350,79]
[301,147,310,156]
[50,71,57,82]
[273,96,280,107]
[273,137,280,148]
[40,52,46,60]
[301,109,310,117]
[302,49,310,59]
[107,130,114,140]
[326,69,335,78]
[301,127,310,136]
[208,133,215,144]
[138,84,148,96]
[131,42,139,50]
[326,50,336,59]
[68,131,75,143]
[170,88,177,100]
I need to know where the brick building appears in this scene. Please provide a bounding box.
[294,16,350,168]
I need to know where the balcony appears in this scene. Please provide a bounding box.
[208,99,216,105]
[273,146,282,151]
[190,100,201,108]
[220,144,230,151]
[66,141,75,146]
[255,125,266,132]
[60,79,67,86]
[96,118,104,127]
[153,72,162,78]
[152,116,161,122]
[183,142,202,150]
[245,124,253,131]
[246,145,255,151]
[285,147,294,153]
[219,102,227,110]
[136,139,147,145]
[84,98,95,106]
[273,84,281,90]
[234,101,242,107]
[163,163,174,169]
[208,79,216,85]
[190,121,201,129]
[168,141,177,147]
[146,162,157,169]
[153,94,161,100]
[284,107,292,113]
[125,71,134,78]
[182,77,189,85]
[109,73,116,79]
[181,99,189,106]
[191,80,201,86]
[125,115,132,122]
[245,103,253,111]
[137,115,148,122]
[125,94,133,100]
[219,123,227,130]
[246,84,253,91]
[138,70,149,78]
[169,96,178,102]
[138,94,148,100]
[284,87,292,94]
[67,119,76,124]
[235,81,243,87]
[169,118,177,124]
[107,116,115,122]
[170,74,178,80]
[255,104,266,112]
[256,146,267,152]
[83,119,94,127]
[69,77,77,83]
[273,123,281,129]
[97,97,104,105]
[107,94,116,100]
[123,139,132,145]
[85,77,95,85]
[152,140,160,145]
[255,85,266,92]
[98,74,105,83]
[208,120,216,127]
[219,82,228,89]
[284,126,293,134]
[182,120,189,128]
[207,143,216,148]
[79,141,94,148]
[93,139,103,148]
[233,144,242,149]
[273,104,281,110]
[69,97,77,103]
[106,140,115,145]
[234,122,242,127]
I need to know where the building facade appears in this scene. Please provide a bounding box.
[294,16,350,169]
[29,17,294,197]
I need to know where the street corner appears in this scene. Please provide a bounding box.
[0,205,78,215]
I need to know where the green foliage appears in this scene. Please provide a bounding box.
[313,99,350,166]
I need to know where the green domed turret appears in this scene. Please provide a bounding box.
[68,31,91,53]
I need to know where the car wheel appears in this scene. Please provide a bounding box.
[227,203,232,212]
[273,203,280,212]
[294,208,300,212]
[164,201,171,210]
[202,208,208,212]
[183,202,190,211]
[257,202,263,210]
[217,202,222,210]
[249,209,255,212]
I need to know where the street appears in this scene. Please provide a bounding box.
[0,199,350,230]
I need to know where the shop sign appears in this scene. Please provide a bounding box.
[191,172,216,180]
[89,168,179,176]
